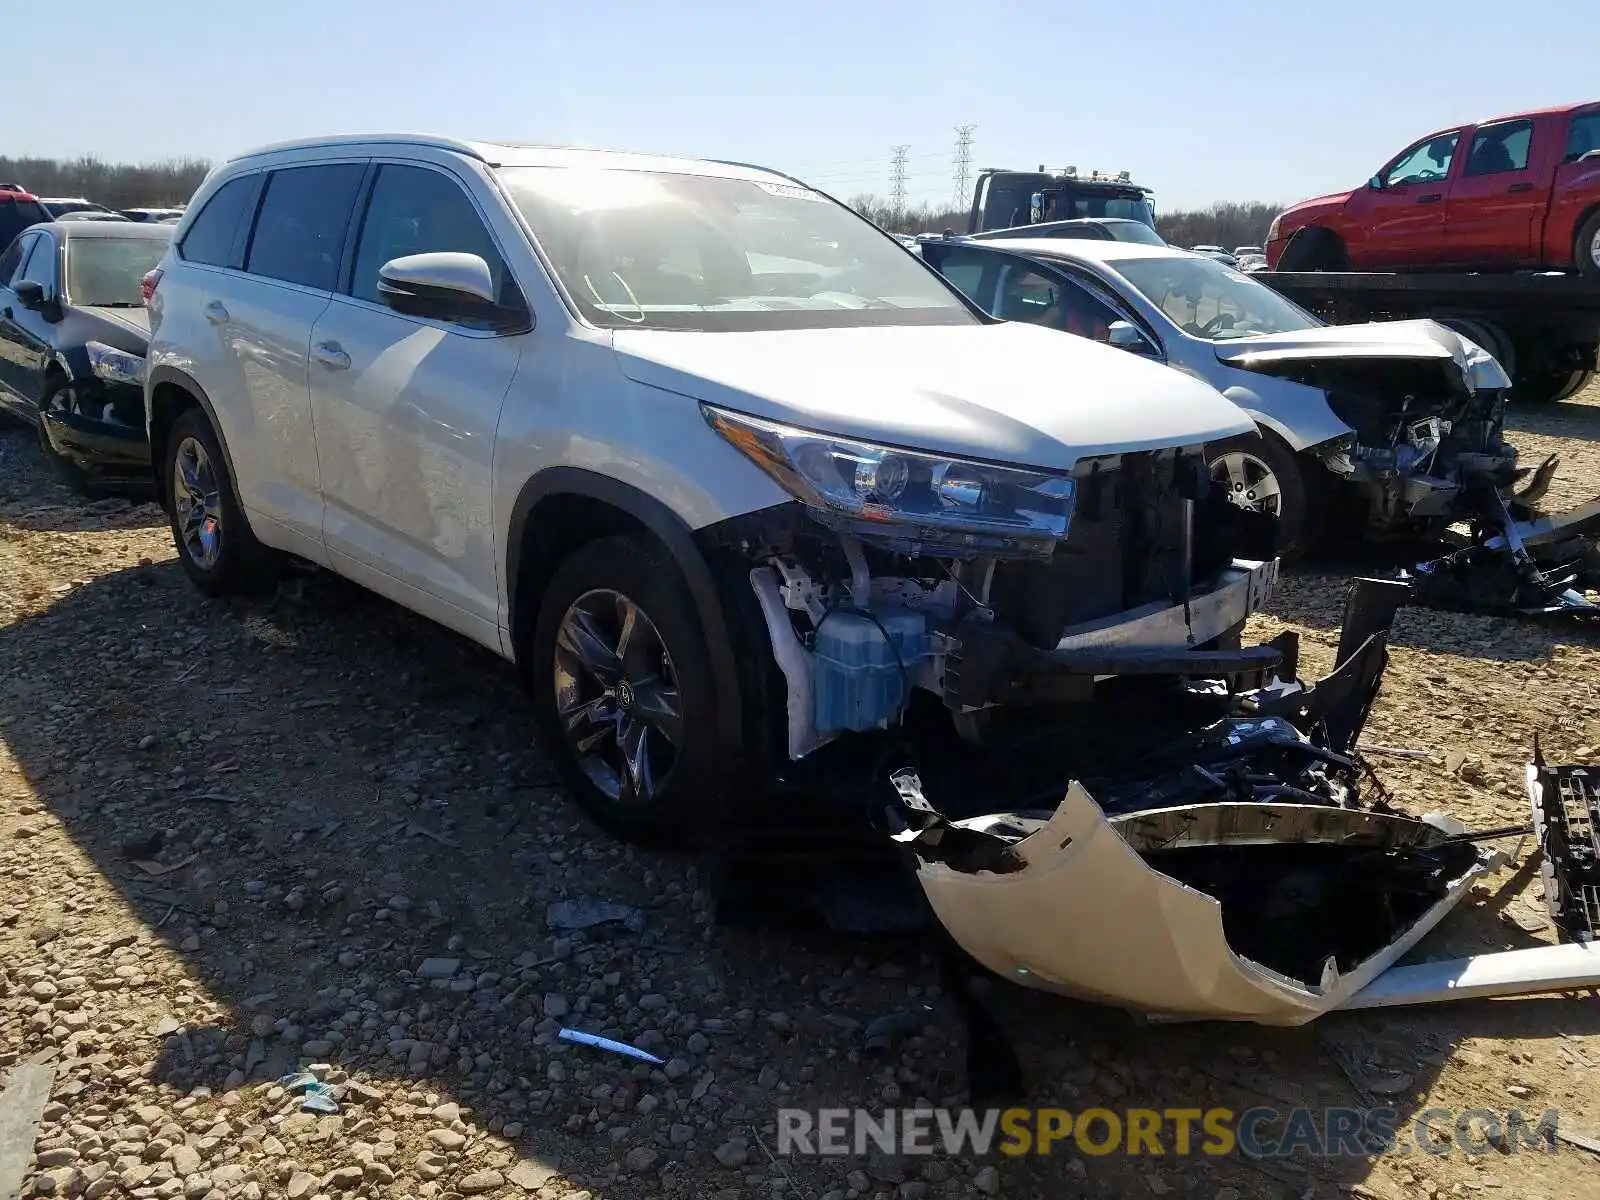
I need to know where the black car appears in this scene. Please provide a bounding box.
[0,220,171,488]
[0,188,50,249]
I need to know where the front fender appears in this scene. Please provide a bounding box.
[1220,377,1353,452]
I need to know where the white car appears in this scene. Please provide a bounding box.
[918,237,1516,553]
[140,135,1282,841]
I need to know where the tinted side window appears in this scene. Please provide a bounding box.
[926,246,995,307]
[0,233,29,287]
[246,164,365,291]
[996,265,1123,343]
[349,165,516,311]
[180,176,258,268]
[1464,120,1534,177]
[1567,112,1600,161]
[18,234,56,290]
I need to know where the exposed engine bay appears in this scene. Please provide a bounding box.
[1233,353,1519,532]
[706,445,1284,763]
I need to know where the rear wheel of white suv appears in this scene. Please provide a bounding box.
[529,534,726,844]
[163,407,280,596]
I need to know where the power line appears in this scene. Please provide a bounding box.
[889,145,909,216]
[952,124,976,208]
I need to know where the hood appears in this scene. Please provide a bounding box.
[81,305,151,339]
[611,322,1254,473]
[1280,190,1354,223]
[1215,320,1511,391]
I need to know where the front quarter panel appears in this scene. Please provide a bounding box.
[1216,369,1352,451]
[491,329,793,632]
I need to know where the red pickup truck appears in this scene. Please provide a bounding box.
[1268,102,1600,276]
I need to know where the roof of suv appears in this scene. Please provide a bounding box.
[225,135,795,183]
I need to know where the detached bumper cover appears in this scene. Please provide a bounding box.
[908,789,1494,1026]
[41,408,150,470]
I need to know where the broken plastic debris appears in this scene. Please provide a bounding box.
[299,1083,340,1114]
[557,1027,664,1065]
[276,1071,319,1091]
[546,899,646,934]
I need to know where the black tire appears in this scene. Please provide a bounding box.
[1276,227,1347,272]
[163,406,280,595]
[1575,210,1600,280]
[528,534,731,844]
[1208,430,1324,559]
[36,383,92,494]
[1512,370,1585,405]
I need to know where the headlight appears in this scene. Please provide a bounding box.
[86,341,146,387]
[703,405,1077,546]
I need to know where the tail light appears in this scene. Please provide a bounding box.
[140,268,163,305]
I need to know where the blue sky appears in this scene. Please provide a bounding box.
[12,0,1590,212]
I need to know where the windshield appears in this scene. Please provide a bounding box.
[498,166,976,332]
[65,236,170,306]
[1114,255,1319,340]
[1108,222,1166,246]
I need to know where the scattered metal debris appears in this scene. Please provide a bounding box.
[557,1028,665,1065]
[545,899,646,934]
[1406,480,1600,617]
[1526,741,1599,943]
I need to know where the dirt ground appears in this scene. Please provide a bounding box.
[3,384,1600,1200]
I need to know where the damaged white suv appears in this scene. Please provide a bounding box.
[144,136,1277,839]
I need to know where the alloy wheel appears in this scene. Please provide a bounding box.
[172,436,223,570]
[1211,450,1283,516]
[1591,227,1600,271]
[553,588,683,805]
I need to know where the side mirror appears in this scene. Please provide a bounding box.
[1368,174,1385,190]
[14,280,45,310]
[376,252,526,328]
[1107,320,1153,354]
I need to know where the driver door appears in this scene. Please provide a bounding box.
[1347,130,1461,267]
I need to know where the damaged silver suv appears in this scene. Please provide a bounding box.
[145,136,1282,840]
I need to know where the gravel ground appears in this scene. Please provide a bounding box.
[3,383,1600,1200]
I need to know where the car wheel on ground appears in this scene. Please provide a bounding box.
[37,383,92,493]
[163,407,280,595]
[529,534,728,844]
[1514,369,1591,405]
[1576,210,1600,280]
[1208,431,1323,558]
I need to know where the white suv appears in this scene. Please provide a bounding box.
[144,135,1274,841]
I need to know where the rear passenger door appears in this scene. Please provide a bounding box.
[1445,118,1544,265]
[306,161,529,650]
[171,163,365,553]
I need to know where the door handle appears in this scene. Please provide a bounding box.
[1416,193,1443,204]
[204,301,229,325]
[312,341,351,371]
[1507,182,1535,193]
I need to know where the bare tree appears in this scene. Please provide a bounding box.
[1,155,212,208]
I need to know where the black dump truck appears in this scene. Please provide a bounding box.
[965,166,1157,234]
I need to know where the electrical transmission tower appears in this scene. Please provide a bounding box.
[952,124,975,207]
[890,145,909,217]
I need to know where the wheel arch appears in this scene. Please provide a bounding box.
[1571,202,1600,267]
[1277,225,1348,272]
[145,366,242,509]
[506,467,748,755]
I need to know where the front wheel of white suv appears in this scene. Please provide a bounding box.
[163,407,280,596]
[529,534,729,844]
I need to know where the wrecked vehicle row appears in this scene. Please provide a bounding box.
[135,139,1598,1036]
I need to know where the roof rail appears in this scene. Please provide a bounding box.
[228,133,489,163]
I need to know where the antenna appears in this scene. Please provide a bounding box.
[952,124,975,207]
[890,144,909,218]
